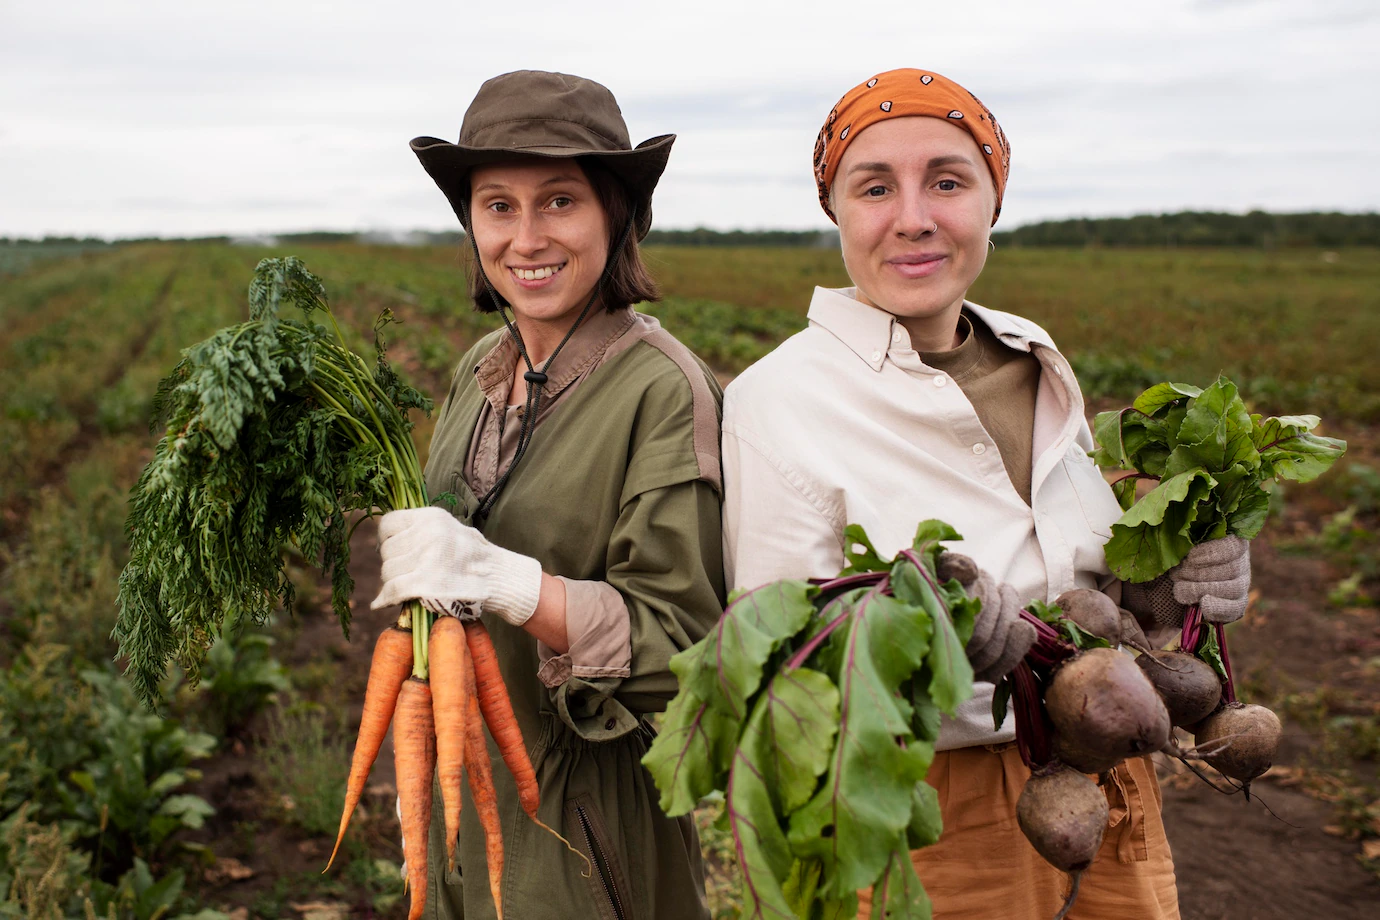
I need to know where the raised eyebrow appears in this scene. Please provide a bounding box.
[845,161,894,178]
[928,155,978,170]
[538,173,585,189]
[472,173,585,196]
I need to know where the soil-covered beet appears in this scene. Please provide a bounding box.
[1054,589,1121,644]
[1047,647,1172,774]
[1194,702,1283,782]
[1016,765,1109,872]
[1135,649,1223,727]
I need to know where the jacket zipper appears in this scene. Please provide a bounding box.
[575,804,628,920]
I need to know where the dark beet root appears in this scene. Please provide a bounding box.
[1017,765,1109,872]
[1054,589,1121,644]
[1047,647,1172,774]
[1135,650,1223,727]
[1194,702,1282,782]
[1017,765,1109,920]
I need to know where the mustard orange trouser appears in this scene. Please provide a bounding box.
[859,744,1180,920]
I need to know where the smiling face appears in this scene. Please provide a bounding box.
[468,159,610,327]
[832,116,998,347]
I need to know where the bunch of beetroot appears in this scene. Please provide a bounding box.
[1000,377,1345,919]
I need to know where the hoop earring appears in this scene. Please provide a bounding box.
[988,238,996,252]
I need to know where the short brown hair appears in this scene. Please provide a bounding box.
[464,157,661,313]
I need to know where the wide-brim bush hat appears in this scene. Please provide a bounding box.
[411,70,674,240]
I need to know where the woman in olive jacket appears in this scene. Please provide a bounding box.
[371,70,724,919]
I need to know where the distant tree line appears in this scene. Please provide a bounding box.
[5,211,1376,249]
[641,228,842,247]
[990,211,1380,248]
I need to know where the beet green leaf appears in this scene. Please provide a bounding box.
[786,590,936,899]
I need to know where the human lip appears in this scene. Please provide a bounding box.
[508,262,567,286]
[887,253,946,278]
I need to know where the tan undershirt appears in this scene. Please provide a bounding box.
[919,311,1042,506]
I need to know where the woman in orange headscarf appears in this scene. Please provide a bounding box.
[721,68,1251,919]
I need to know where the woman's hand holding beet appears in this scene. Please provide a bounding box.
[939,552,1037,683]
[1167,535,1251,623]
[1122,535,1251,644]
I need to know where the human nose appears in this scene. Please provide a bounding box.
[894,186,936,240]
[511,209,546,256]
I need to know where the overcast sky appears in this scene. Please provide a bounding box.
[3,0,1377,239]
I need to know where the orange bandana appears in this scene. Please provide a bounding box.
[813,69,1011,225]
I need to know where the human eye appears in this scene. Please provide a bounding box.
[936,178,959,192]
[548,195,574,210]
[487,200,512,214]
[864,184,888,198]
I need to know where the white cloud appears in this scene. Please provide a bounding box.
[1,0,1376,237]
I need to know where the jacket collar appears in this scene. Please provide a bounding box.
[806,285,1054,371]
[473,304,637,408]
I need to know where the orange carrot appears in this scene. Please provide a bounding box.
[428,616,468,872]
[326,624,413,871]
[394,676,436,920]
[462,634,505,919]
[463,620,538,818]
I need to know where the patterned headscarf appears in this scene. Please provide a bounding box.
[813,69,1011,225]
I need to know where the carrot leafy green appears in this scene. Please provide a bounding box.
[114,258,431,709]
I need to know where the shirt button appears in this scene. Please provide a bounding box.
[934,375,948,387]
[604,718,617,731]
[1054,365,1064,377]
[871,350,882,362]
[973,443,987,455]
[893,330,904,343]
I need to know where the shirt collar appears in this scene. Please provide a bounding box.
[806,286,896,371]
[473,304,637,408]
[807,286,1050,371]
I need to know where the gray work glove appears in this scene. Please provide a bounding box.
[1121,535,1251,645]
[938,553,1036,684]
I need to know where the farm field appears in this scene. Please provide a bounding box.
[1,242,1378,918]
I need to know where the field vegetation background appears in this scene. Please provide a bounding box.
[1,237,1377,917]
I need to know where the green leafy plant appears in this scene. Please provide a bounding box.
[1092,376,1347,582]
[642,521,977,919]
[0,645,103,825]
[60,671,215,879]
[190,617,291,738]
[114,257,432,707]
[88,858,231,920]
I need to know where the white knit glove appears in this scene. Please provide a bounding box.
[938,553,1036,684]
[370,507,543,627]
[1170,535,1251,624]
[1122,535,1252,641]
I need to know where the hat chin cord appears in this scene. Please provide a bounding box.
[458,201,638,521]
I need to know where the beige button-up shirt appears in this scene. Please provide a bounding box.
[721,286,1124,750]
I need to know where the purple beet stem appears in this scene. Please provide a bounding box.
[785,577,890,671]
[1214,622,1238,704]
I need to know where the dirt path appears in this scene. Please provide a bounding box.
[1155,524,1380,917]
[1163,776,1378,919]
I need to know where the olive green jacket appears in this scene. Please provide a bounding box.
[422,318,725,920]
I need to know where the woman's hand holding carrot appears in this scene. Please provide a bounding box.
[371,507,543,626]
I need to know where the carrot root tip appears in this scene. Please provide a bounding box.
[531,816,592,877]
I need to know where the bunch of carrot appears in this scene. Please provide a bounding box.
[326,609,545,920]
[114,258,557,918]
